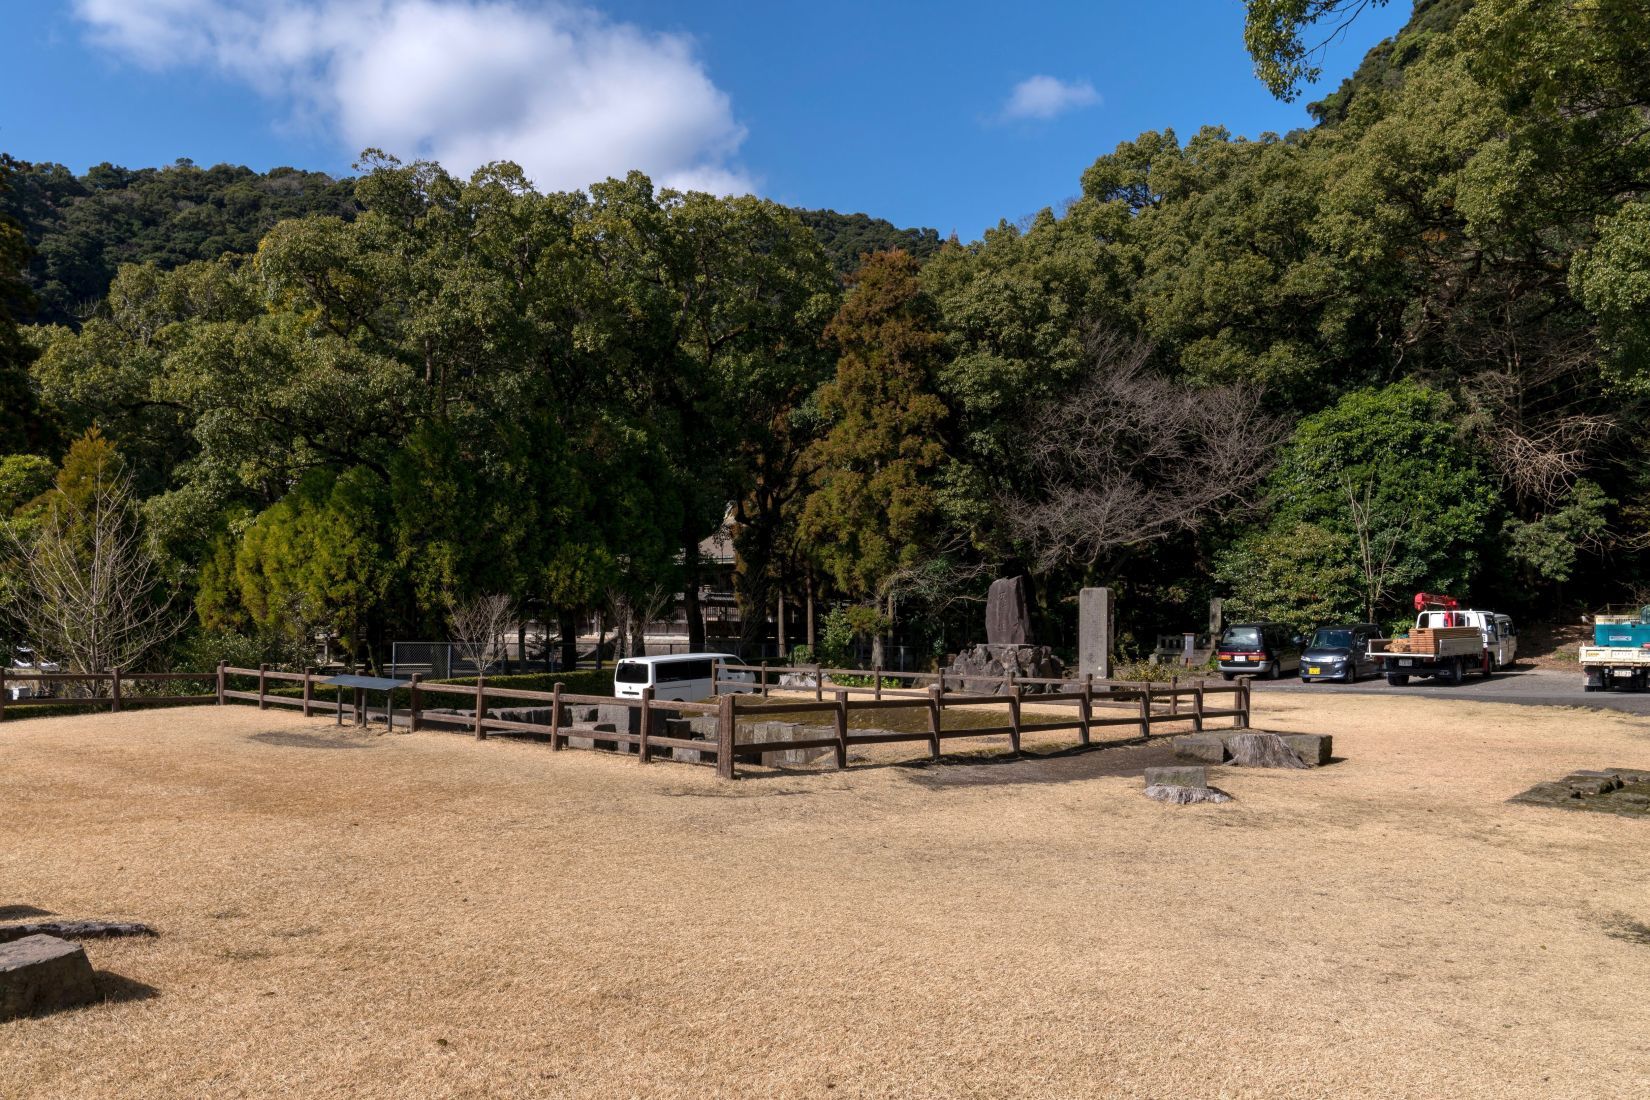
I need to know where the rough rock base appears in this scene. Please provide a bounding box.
[1144,784,1233,805]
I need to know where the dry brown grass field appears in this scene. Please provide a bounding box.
[4,693,1650,1099]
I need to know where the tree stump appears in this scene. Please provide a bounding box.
[1226,732,1310,769]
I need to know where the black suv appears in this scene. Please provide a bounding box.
[1299,623,1385,683]
[1216,622,1303,680]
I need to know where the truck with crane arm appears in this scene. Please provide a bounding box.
[1367,593,1517,686]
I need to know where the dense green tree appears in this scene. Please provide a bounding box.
[212,467,390,660]
[1214,521,1360,633]
[1228,383,1499,623]
[800,251,949,659]
[0,159,50,455]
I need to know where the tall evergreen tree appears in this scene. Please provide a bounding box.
[800,250,949,657]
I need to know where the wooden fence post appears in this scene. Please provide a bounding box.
[926,684,942,761]
[1079,673,1093,746]
[1193,682,1205,732]
[716,692,736,780]
[257,664,268,710]
[302,667,314,718]
[1008,681,1022,756]
[639,687,654,764]
[473,674,487,740]
[1138,685,1151,739]
[813,663,823,702]
[549,682,563,751]
[873,664,883,701]
[1236,678,1251,730]
[109,668,121,713]
[937,670,947,698]
[833,692,848,770]
[216,661,226,706]
[0,665,7,724]
[760,660,769,699]
[409,673,422,733]
[1170,673,1180,715]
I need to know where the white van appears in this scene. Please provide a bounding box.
[613,653,754,702]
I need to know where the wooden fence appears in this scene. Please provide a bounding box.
[714,664,1250,771]
[5,661,1250,781]
[0,667,215,720]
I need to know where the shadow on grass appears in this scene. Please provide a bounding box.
[732,734,1186,790]
[0,905,55,920]
[95,970,160,1006]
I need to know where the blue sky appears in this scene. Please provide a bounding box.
[3,1,1412,239]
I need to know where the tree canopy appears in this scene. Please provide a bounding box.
[5,0,1649,668]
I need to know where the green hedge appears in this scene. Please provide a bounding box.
[436,670,615,697]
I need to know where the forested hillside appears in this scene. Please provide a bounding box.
[792,209,946,276]
[2,0,1646,674]
[0,158,359,326]
[0,158,944,326]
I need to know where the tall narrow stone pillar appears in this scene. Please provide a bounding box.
[1078,587,1113,679]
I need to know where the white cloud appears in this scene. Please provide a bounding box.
[998,75,1100,122]
[71,0,755,194]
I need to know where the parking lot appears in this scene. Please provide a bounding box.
[1252,664,1650,714]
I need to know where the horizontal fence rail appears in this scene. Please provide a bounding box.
[0,667,216,719]
[10,658,1251,780]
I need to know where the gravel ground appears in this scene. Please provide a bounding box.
[4,697,1650,1099]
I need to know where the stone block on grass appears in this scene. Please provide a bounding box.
[1,934,97,1021]
[1172,734,1229,764]
[1276,733,1332,767]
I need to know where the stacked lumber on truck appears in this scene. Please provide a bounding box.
[1400,626,1480,655]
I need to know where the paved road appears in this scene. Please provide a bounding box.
[1250,665,1650,715]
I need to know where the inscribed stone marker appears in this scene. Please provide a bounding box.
[1078,587,1113,679]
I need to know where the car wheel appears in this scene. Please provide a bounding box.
[1266,662,1281,681]
[1387,673,1410,686]
[1222,672,1235,682]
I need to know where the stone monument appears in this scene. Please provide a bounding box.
[945,575,1064,693]
[985,576,1034,645]
[1078,587,1113,680]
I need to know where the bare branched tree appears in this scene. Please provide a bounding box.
[631,584,672,659]
[1462,366,1615,507]
[881,535,1000,616]
[606,584,675,660]
[9,472,184,681]
[447,593,514,674]
[605,589,634,660]
[1002,334,1289,571]
[1342,475,1417,622]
